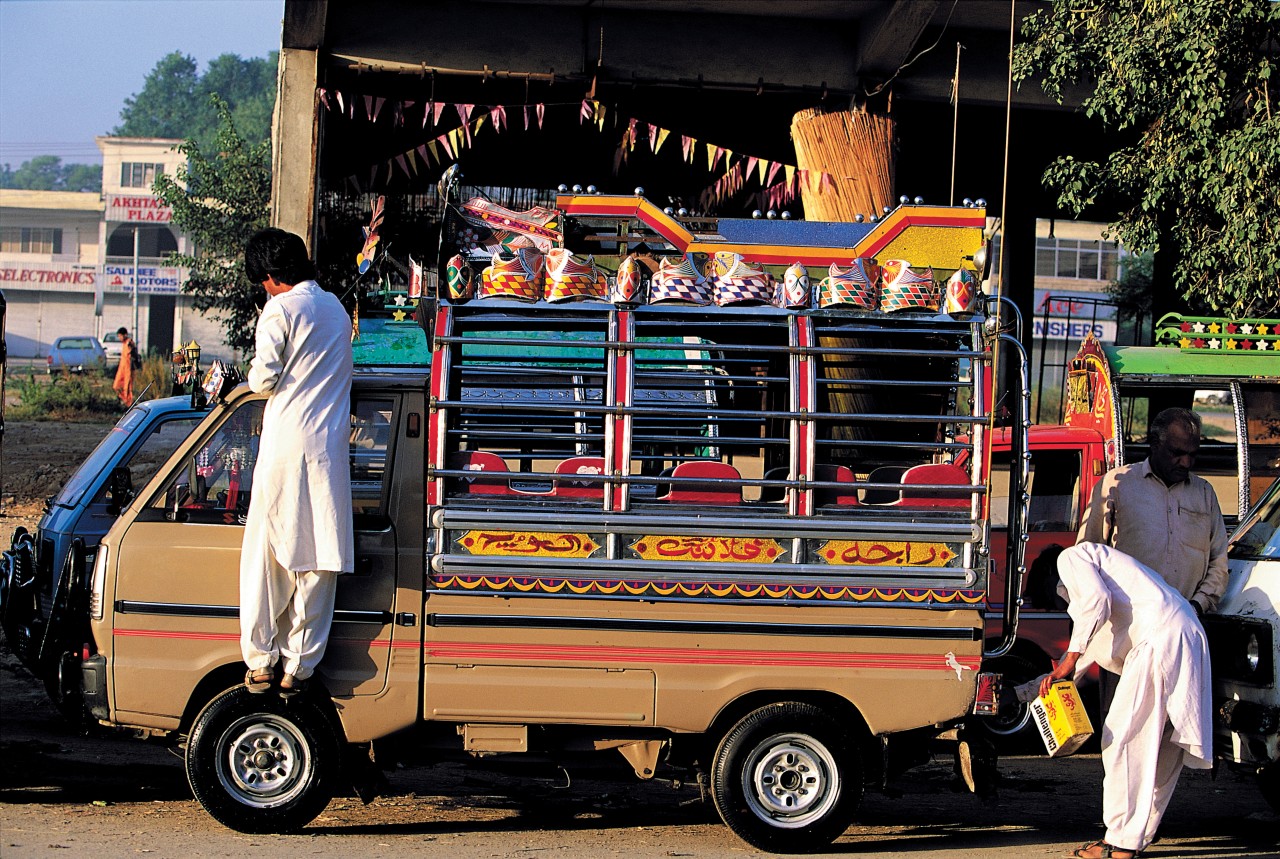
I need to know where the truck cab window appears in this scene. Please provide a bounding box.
[161,402,264,522]
[351,398,395,517]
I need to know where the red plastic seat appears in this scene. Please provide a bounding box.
[898,463,972,508]
[814,464,859,506]
[448,451,513,495]
[552,456,607,498]
[660,461,742,505]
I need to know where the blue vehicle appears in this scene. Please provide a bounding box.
[1,396,208,714]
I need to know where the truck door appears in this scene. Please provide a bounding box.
[108,391,414,724]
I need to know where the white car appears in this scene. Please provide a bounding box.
[101,330,125,363]
[1208,477,1280,813]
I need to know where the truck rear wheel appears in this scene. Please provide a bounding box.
[1259,761,1280,814]
[711,702,862,852]
[976,652,1048,752]
[186,686,340,833]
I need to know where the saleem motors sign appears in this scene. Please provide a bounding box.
[106,194,172,223]
[105,264,182,294]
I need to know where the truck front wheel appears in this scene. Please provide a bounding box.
[186,686,340,833]
[711,702,862,852]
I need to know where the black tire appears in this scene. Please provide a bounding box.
[186,686,341,833]
[1259,762,1280,814]
[975,652,1049,753]
[711,702,862,853]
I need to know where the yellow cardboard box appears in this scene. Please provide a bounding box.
[1030,679,1094,757]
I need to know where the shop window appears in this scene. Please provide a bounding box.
[120,162,164,188]
[0,226,62,254]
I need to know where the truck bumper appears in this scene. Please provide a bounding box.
[82,654,109,721]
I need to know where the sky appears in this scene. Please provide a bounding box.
[0,0,285,167]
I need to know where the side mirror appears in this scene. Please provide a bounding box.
[105,466,134,516]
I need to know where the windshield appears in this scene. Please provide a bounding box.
[52,402,203,509]
[1231,479,1280,560]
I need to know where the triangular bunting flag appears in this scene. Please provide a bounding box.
[757,158,768,184]
[335,90,345,114]
[767,161,783,186]
[417,144,431,167]
[536,103,545,129]
[786,164,797,190]
[456,104,473,126]
[439,134,454,159]
[647,124,658,151]
[371,97,385,122]
[433,102,446,126]
[318,88,330,110]
[427,141,440,164]
[395,153,411,179]
[708,144,721,171]
[655,128,670,153]
[491,105,507,133]
[681,135,694,162]
[722,149,734,173]
[745,157,758,179]
[363,95,375,121]
[522,105,530,130]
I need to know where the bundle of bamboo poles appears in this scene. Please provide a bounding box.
[790,107,896,222]
[792,108,897,449]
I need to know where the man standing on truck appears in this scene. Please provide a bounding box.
[240,228,354,697]
[1042,541,1211,859]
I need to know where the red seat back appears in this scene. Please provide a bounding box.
[899,463,971,508]
[449,451,513,495]
[552,456,607,498]
[662,461,742,505]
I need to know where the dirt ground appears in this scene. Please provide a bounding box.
[1,418,1277,857]
[0,418,118,531]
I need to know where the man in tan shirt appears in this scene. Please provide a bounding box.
[1078,407,1228,616]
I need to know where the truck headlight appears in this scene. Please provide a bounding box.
[1244,632,1261,675]
[89,545,108,620]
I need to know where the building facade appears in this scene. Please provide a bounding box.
[1,137,233,363]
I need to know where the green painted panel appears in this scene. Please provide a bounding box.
[1104,345,1280,379]
[352,318,431,366]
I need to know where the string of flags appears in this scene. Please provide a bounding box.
[318,90,842,208]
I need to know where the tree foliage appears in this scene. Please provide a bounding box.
[0,156,102,192]
[153,96,271,352]
[1014,0,1280,317]
[115,50,277,154]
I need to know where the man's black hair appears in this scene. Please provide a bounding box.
[1148,407,1202,447]
[116,327,128,336]
[245,228,318,286]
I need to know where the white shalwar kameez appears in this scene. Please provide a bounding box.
[240,281,354,681]
[1057,542,1212,853]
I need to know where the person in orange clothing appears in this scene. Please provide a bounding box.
[112,326,138,407]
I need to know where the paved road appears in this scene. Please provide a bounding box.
[2,633,1276,858]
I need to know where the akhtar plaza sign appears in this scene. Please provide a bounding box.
[106,194,172,223]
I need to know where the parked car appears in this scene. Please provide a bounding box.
[46,336,106,373]
[1205,476,1280,812]
[101,330,124,364]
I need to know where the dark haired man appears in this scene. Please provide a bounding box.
[1079,406,1227,616]
[239,228,354,697]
